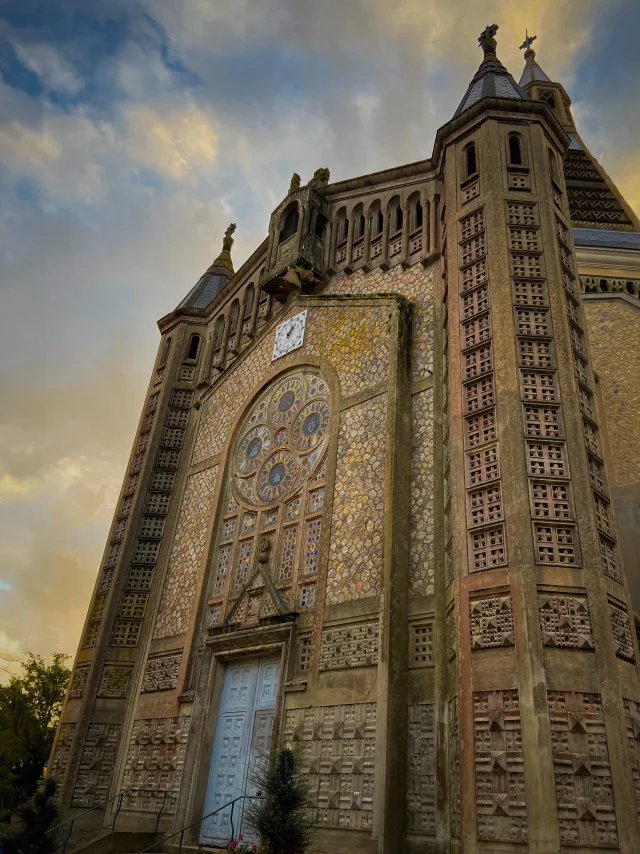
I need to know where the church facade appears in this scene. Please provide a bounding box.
[50,27,640,853]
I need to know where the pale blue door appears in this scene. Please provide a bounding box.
[200,655,280,845]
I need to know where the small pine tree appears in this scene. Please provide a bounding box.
[245,748,312,854]
[0,777,58,854]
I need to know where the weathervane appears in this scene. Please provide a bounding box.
[478,24,499,57]
[519,30,537,53]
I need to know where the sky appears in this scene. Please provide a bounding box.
[1,0,639,677]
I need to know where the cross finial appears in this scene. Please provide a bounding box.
[222,222,236,252]
[519,30,537,53]
[478,24,499,57]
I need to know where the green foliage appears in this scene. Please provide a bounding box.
[0,653,70,812]
[0,776,59,853]
[244,748,312,854]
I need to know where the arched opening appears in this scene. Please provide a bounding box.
[548,149,558,182]
[243,284,255,320]
[540,90,556,113]
[465,143,477,177]
[314,212,328,239]
[279,206,299,244]
[228,300,240,339]
[358,213,365,239]
[394,205,403,233]
[415,201,423,229]
[377,210,384,235]
[508,134,523,166]
[186,334,201,361]
[213,316,225,353]
[158,336,171,368]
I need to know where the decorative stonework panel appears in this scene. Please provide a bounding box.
[608,598,635,661]
[192,302,396,466]
[154,466,219,639]
[622,698,640,823]
[537,592,594,650]
[71,723,120,808]
[324,264,434,382]
[548,691,618,847]
[49,723,76,781]
[410,390,434,597]
[97,664,133,699]
[469,593,514,649]
[473,689,527,843]
[69,665,90,698]
[141,652,183,693]
[407,704,435,835]
[409,620,434,667]
[283,703,376,830]
[326,396,386,604]
[318,622,379,671]
[122,716,191,814]
[448,698,461,839]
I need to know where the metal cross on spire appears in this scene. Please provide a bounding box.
[519,30,537,52]
[478,24,499,57]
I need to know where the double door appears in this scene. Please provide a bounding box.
[200,654,280,845]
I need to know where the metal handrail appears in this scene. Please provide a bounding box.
[136,792,261,853]
[50,787,168,854]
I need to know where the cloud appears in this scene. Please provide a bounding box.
[11,39,84,95]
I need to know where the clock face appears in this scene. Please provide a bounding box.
[272,310,307,360]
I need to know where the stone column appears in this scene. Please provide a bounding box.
[381,208,391,271]
[363,213,373,271]
[401,203,410,268]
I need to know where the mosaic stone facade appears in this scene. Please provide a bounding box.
[71,723,120,808]
[325,265,434,381]
[121,716,191,814]
[318,622,379,670]
[154,465,219,639]
[407,703,435,834]
[409,389,434,597]
[326,396,387,604]
[283,703,376,829]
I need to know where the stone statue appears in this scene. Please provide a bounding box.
[310,167,330,189]
[257,537,271,565]
[289,173,301,194]
[222,222,236,251]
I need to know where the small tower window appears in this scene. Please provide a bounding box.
[243,284,255,319]
[548,149,558,183]
[279,207,299,244]
[465,143,477,177]
[186,334,201,361]
[377,210,384,235]
[415,201,423,230]
[540,90,556,112]
[158,337,171,369]
[395,206,403,233]
[228,300,240,337]
[213,316,225,351]
[508,135,523,165]
[358,214,365,239]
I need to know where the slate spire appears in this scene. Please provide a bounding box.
[178,223,236,310]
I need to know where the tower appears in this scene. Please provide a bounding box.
[50,25,640,854]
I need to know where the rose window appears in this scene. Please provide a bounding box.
[208,369,331,626]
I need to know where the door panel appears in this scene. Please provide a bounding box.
[201,655,280,845]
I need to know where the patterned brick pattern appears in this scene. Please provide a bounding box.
[49,723,76,781]
[326,396,386,604]
[506,201,579,567]
[122,716,191,814]
[548,691,618,847]
[141,652,183,692]
[153,466,219,639]
[469,593,514,649]
[473,689,527,842]
[608,598,635,661]
[283,703,376,830]
[410,390,434,597]
[318,622,379,670]
[553,213,621,580]
[458,208,507,573]
[537,592,594,649]
[68,665,90,698]
[97,664,133,698]
[71,723,120,808]
[407,704,435,834]
[622,698,640,823]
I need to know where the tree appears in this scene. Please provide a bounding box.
[244,748,313,854]
[0,776,59,854]
[0,653,70,812]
